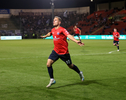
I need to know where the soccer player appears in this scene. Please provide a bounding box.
[40,16,84,88]
[113,28,120,51]
[73,25,81,41]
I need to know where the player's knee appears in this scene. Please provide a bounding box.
[46,63,51,67]
[46,59,54,67]
[68,64,73,69]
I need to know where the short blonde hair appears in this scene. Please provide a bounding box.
[54,16,62,22]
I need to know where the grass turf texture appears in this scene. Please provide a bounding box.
[0,39,126,100]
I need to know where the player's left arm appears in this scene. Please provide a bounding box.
[67,35,84,46]
[63,28,84,46]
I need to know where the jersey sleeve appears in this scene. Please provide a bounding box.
[62,28,70,36]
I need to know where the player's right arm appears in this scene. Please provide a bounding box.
[40,32,51,39]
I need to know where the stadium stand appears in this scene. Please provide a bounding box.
[67,8,122,35]
[92,9,126,35]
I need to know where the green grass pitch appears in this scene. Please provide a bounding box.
[0,39,126,100]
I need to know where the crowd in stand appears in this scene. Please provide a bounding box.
[10,11,89,38]
[94,8,125,35]
[76,8,121,35]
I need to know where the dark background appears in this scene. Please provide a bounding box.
[0,0,124,9]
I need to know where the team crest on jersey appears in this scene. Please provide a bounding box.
[57,32,60,35]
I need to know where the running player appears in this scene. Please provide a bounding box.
[73,25,81,41]
[40,16,84,88]
[113,28,120,51]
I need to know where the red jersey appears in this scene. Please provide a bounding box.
[50,27,70,55]
[113,32,120,41]
[74,28,80,34]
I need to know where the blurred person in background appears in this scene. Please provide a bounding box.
[113,28,120,51]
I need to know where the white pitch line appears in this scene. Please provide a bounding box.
[108,50,116,54]
[0,52,126,60]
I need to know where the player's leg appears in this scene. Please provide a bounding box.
[116,41,119,51]
[46,50,59,88]
[60,54,84,81]
[78,34,81,42]
[68,64,84,81]
[46,59,56,88]
[68,64,80,74]
[73,34,76,37]
[113,40,116,46]
[79,37,81,41]
[46,59,55,79]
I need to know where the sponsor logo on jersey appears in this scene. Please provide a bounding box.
[54,36,60,41]
[57,32,60,35]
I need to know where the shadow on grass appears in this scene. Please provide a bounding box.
[49,80,108,89]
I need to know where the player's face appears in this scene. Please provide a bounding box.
[74,26,77,28]
[53,17,61,27]
[114,28,117,32]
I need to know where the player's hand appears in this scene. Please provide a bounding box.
[77,41,84,46]
[40,36,46,39]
